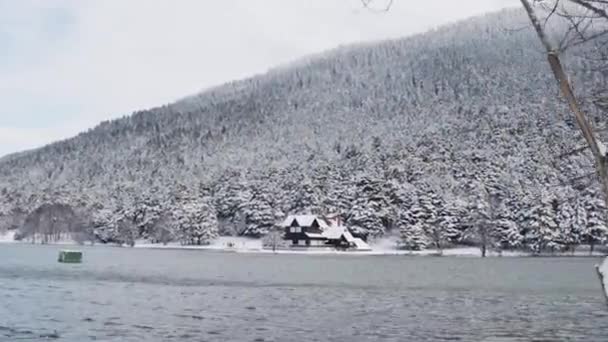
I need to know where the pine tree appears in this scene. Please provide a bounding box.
[132,193,164,242]
[116,213,138,247]
[92,208,119,244]
[173,198,219,245]
[583,190,608,254]
[572,195,587,251]
[438,200,465,244]
[399,220,428,251]
[241,187,275,237]
[557,200,579,252]
[492,197,522,251]
[470,192,494,257]
[214,176,249,236]
[347,203,384,240]
[291,177,322,214]
[523,194,560,254]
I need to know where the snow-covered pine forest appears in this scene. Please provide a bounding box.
[0,9,607,252]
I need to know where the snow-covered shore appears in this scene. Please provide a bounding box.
[1,232,605,257]
[0,230,16,243]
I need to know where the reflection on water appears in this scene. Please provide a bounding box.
[0,244,607,341]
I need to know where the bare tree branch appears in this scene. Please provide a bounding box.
[569,0,608,19]
[558,145,590,158]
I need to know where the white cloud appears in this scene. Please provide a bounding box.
[0,0,520,157]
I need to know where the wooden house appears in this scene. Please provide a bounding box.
[280,215,329,247]
[279,214,371,251]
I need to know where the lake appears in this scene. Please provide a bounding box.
[0,244,607,341]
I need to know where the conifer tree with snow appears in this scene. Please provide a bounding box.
[173,197,219,246]
[557,200,580,253]
[523,193,560,254]
[399,221,428,251]
[115,213,138,247]
[491,195,523,252]
[213,174,249,236]
[438,199,466,244]
[91,208,120,244]
[289,176,322,215]
[583,189,608,254]
[132,193,164,241]
[241,186,275,237]
[469,192,494,257]
[347,202,384,241]
[397,194,428,250]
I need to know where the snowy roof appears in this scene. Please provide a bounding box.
[280,215,329,229]
[305,232,325,239]
[352,238,371,251]
[322,225,348,240]
[322,226,357,243]
[342,229,356,243]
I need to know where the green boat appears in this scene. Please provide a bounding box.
[58,250,83,263]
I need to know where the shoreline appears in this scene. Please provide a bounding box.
[1,233,606,258]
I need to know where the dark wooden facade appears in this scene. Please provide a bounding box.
[284,217,327,247]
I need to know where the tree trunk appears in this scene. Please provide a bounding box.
[481,244,487,258]
[521,0,608,203]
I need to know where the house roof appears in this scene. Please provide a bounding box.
[342,229,356,243]
[305,232,326,239]
[280,215,329,229]
[323,225,348,240]
[322,226,358,243]
[352,238,371,251]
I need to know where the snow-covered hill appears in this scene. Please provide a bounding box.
[0,8,606,251]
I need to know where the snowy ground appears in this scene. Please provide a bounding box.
[0,231,80,246]
[1,232,605,257]
[0,230,16,243]
[134,236,263,251]
[134,237,607,257]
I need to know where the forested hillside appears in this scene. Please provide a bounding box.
[0,9,606,251]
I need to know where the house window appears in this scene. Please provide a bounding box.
[290,227,302,233]
[299,240,306,246]
[296,227,301,233]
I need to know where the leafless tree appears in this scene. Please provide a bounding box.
[262,225,286,252]
[475,190,500,258]
[20,203,79,243]
[519,0,608,213]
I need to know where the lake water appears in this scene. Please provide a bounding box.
[1,244,607,342]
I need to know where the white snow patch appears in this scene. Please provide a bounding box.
[0,230,16,243]
[352,238,371,251]
[598,140,607,157]
[17,233,79,246]
[134,236,263,251]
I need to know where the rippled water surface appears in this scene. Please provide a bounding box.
[1,244,608,341]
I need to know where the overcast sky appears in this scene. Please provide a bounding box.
[0,0,518,157]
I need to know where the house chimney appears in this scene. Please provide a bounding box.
[326,213,341,227]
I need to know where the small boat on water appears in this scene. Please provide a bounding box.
[58,250,83,263]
